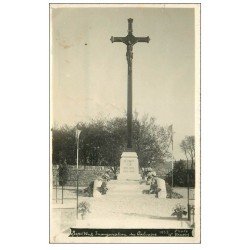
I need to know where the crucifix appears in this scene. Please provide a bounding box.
[111,18,150,150]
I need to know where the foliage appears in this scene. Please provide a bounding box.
[132,114,170,167]
[58,161,69,186]
[171,204,187,220]
[52,114,171,176]
[165,160,195,187]
[78,201,91,219]
[180,136,195,169]
[52,126,76,165]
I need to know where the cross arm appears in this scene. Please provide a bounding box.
[136,36,150,43]
[110,36,126,43]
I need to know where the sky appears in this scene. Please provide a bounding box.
[51,5,198,160]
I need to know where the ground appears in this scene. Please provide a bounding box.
[51,179,195,242]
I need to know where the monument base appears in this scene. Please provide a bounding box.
[117,151,141,181]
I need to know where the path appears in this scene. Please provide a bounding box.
[75,180,193,228]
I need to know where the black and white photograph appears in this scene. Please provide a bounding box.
[50,3,200,243]
[3,0,250,249]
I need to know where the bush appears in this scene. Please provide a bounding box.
[165,160,195,187]
[58,162,69,186]
[53,165,114,187]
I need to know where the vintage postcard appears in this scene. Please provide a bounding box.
[50,3,200,243]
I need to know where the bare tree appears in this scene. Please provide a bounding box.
[180,136,195,169]
[180,136,195,220]
[180,139,189,168]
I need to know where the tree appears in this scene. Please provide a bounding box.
[133,114,171,167]
[180,136,195,169]
[52,125,76,165]
[52,114,172,176]
[179,136,195,202]
[165,160,195,187]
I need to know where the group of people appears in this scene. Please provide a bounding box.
[83,170,111,197]
[142,167,168,198]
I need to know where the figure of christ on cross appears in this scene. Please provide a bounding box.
[111,18,150,150]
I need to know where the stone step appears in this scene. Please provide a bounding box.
[105,180,146,197]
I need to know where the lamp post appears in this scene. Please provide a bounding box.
[171,125,174,188]
[187,159,190,221]
[76,128,81,219]
[167,125,174,188]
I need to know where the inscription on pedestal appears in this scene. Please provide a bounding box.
[118,151,141,180]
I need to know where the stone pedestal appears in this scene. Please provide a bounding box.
[117,151,141,181]
[156,177,167,198]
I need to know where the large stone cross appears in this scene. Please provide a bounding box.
[111,18,150,150]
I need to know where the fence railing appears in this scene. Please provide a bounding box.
[52,165,116,204]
